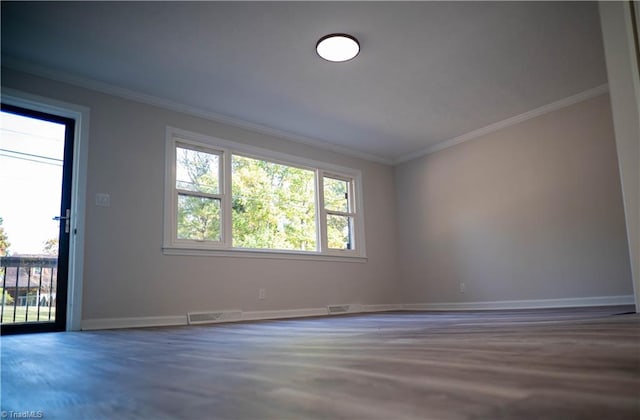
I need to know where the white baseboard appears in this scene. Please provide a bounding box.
[242,307,328,321]
[402,295,635,311]
[81,315,188,331]
[81,305,364,330]
[81,309,327,330]
[80,295,634,330]
[364,304,404,312]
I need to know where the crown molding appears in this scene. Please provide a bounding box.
[2,57,608,168]
[1,56,393,165]
[392,83,610,164]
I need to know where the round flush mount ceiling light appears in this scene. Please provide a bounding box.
[316,33,360,62]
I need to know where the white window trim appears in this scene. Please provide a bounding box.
[163,126,367,261]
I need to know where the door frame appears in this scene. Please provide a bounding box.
[1,103,74,334]
[2,88,90,331]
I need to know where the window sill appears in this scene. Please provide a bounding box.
[162,246,367,262]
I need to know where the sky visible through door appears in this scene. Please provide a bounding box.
[0,111,65,256]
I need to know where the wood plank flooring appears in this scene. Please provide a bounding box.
[1,306,639,419]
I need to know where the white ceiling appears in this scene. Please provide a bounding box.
[1,2,607,164]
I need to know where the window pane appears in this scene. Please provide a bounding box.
[176,146,219,194]
[177,194,221,241]
[232,155,317,251]
[327,214,353,250]
[324,177,349,212]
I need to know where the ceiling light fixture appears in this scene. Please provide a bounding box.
[316,33,360,62]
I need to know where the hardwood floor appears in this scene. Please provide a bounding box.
[1,306,639,419]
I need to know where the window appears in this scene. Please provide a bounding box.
[232,155,317,251]
[323,176,356,250]
[164,127,365,260]
[175,145,222,242]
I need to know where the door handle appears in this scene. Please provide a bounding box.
[53,209,71,233]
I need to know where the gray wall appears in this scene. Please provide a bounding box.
[2,68,400,321]
[395,94,633,303]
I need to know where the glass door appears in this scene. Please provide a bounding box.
[0,104,74,334]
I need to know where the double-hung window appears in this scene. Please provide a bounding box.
[175,144,223,243]
[322,175,357,250]
[164,127,366,259]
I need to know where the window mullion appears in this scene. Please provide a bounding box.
[317,170,328,253]
[222,149,233,247]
